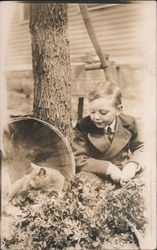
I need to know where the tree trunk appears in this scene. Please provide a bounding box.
[30,3,72,143]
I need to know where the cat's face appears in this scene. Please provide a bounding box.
[30,168,49,190]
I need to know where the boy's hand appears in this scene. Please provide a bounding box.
[120,162,141,184]
[107,163,122,183]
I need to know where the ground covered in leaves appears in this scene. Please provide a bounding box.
[2,174,147,250]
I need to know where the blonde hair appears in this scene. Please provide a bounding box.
[88,81,122,110]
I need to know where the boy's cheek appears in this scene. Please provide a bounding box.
[103,113,115,123]
[89,114,94,121]
[90,114,99,121]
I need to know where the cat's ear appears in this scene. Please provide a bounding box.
[38,168,46,176]
[31,162,40,171]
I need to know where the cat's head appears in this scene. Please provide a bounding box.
[30,167,48,190]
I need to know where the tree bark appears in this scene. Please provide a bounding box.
[30,3,72,143]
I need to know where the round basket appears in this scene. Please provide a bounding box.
[2,117,75,183]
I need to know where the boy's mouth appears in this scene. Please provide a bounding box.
[94,121,104,127]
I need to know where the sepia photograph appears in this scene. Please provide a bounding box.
[0,1,156,249]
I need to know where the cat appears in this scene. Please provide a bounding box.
[30,163,65,194]
[8,163,65,202]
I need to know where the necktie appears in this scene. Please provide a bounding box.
[106,126,114,143]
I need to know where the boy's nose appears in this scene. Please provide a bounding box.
[94,113,100,120]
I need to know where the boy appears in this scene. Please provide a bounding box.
[72,81,144,185]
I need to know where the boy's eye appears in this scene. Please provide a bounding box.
[100,110,108,115]
[90,110,95,114]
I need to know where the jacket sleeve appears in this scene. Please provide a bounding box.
[128,119,145,168]
[72,128,111,175]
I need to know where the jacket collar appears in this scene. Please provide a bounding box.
[88,116,131,157]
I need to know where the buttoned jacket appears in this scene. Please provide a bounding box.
[72,113,144,175]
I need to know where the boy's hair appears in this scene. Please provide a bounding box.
[87,81,122,109]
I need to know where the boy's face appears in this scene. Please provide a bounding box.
[89,96,117,129]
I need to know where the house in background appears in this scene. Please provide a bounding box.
[3,2,153,119]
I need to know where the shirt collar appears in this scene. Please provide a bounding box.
[105,117,116,133]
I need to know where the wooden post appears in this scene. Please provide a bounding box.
[78,97,84,121]
[79,4,111,81]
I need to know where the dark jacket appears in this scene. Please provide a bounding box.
[72,113,144,175]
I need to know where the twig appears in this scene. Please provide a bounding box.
[120,215,144,250]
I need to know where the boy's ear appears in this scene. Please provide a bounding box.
[117,104,123,110]
[117,104,123,111]
[115,104,123,115]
